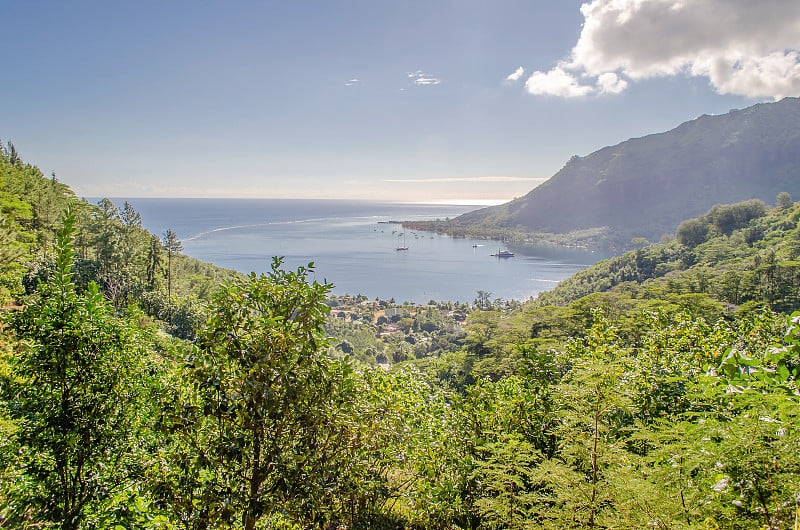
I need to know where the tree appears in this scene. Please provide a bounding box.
[707,200,767,235]
[676,217,709,247]
[0,211,24,269]
[161,257,354,528]
[463,354,560,528]
[475,290,493,310]
[0,180,30,301]
[162,229,182,298]
[7,142,20,165]
[145,234,163,289]
[471,434,541,528]
[93,198,120,273]
[118,201,143,267]
[776,191,792,210]
[3,205,146,529]
[542,309,634,528]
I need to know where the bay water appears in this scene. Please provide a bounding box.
[107,198,603,304]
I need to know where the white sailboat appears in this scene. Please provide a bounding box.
[396,232,408,251]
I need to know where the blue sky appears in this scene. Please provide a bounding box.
[2,1,799,202]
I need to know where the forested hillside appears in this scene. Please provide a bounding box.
[1,143,799,529]
[533,197,799,311]
[408,97,800,250]
[0,144,237,336]
[409,196,799,386]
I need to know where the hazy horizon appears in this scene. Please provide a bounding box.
[89,196,509,207]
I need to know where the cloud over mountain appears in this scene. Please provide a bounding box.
[527,0,800,99]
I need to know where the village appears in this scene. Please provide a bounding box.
[323,294,473,367]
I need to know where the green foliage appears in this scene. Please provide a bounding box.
[705,200,767,236]
[541,310,633,528]
[2,206,150,529]
[445,307,800,529]
[677,217,710,247]
[533,199,800,315]
[461,349,560,527]
[776,191,792,210]
[470,433,541,528]
[146,234,163,289]
[153,258,362,528]
[324,296,470,371]
[353,367,469,527]
[644,315,800,529]
[2,144,800,528]
[138,289,205,340]
[162,229,183,299]
[1,142,76,249]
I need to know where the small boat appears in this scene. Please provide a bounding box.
[396,232,408,251]
[490,249,514,258]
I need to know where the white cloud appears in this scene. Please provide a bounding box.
[527,0,800,99]
[525,66,594,97]
[690,50,800,98]
[505,66,525,82]
[596,72,628,94]
[344,78,360,87]
[408,70,442,86]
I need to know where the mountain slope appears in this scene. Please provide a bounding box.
[531,199,800,312]
[431,97,800,249]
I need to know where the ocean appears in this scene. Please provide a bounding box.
[105,198,603,304]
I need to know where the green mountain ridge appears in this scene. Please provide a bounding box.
[417,97,800,250]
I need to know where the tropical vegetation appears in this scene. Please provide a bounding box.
[1,143,798,528]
